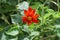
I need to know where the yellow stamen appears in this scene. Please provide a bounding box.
[27,16,32,21]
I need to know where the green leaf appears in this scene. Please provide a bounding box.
[5,25,19,36]
[29,31,39,40]
[8,37,18,40]
[1,33,7,40]
[30,31,39,36]
[23,37,29,40]
[53,12,60,18]
[0,3,16,13]
[44,13,52,20]
[6,0,18,6]
[0,0,6,3]
[46,9,54,13]
[31,2,40,9]
[55,25,60,37]
[22,25,30,33]
[0,19,9,31]
[44,9,55,20]
[11,14,22,24]
[29,23,34,30]
[1,33,18,40]
[55,25,60,28]
[16,1,29,10]
[6,30,19,36]
[18,35,28,40]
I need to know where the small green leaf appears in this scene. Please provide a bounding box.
[22,25,30,33]
[29,23,34,30]
[44,13,52,20]
[54,12,60,18]
[46,9,54,13]
[30,31,39,36]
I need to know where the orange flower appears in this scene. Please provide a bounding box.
[22,7,39,25]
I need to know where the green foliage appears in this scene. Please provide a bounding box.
[0,0,60,40]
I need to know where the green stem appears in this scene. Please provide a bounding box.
[41,0,48,25]
[18,0,21,3]
[57,0,59,12]
[1,13,10,25]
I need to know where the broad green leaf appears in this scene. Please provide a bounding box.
[9,37,18,40]
[16,1,29,15]
[11,14,22,24]
[1,33,7,40]
[16,1,29,10]
[6,30,19,36]
[23,37,29,40]
[5,25,19,36]
[22,25,29,32]
[30,31,39,40]
[55,25,60,28]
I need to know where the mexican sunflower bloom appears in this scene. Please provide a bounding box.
[22,7,39,25]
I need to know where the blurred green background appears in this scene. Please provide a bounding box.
[0,0,60,40]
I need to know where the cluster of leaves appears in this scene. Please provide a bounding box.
[0,0,60,40]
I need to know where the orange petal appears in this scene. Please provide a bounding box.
[31,9,36,16]
[28,7,32,12]
[24,10,28,16]
[32,14,39,19]
[28,9,36,16]
[33,19,39,23]
[27,21,32,25]
[22,16,27,22]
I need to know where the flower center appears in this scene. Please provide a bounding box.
[27,16,32,21]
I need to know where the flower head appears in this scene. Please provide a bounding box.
[22,7,39,25]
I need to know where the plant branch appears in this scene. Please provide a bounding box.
[40,35,56,40]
